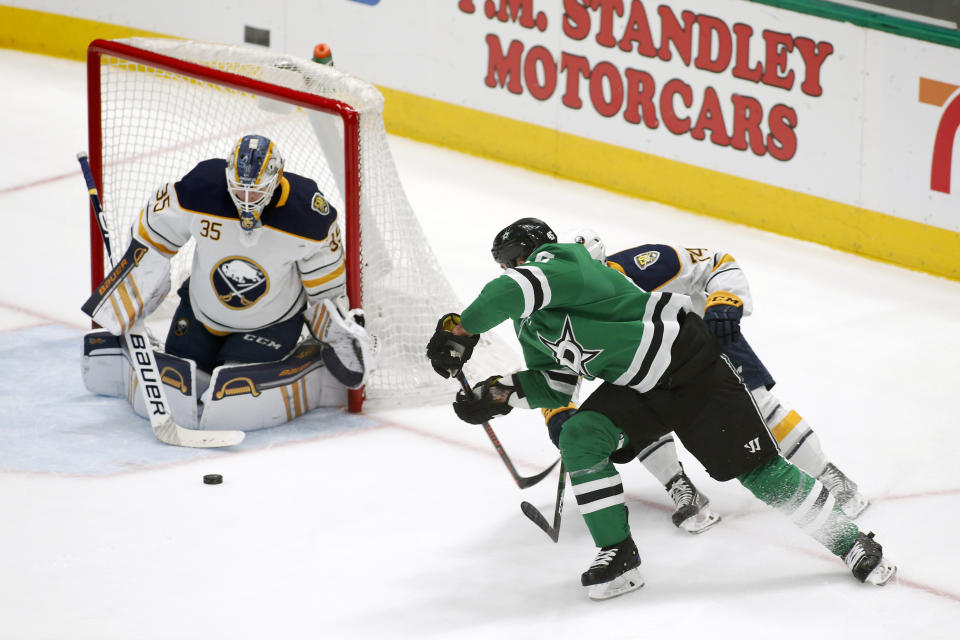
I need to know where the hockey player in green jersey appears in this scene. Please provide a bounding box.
[426,218,896,600]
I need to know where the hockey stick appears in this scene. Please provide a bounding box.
[520,462,566,542]
[78,152,245,448]
[455,372,558,489]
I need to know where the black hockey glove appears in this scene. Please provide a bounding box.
[426,312,481,378]
[453,375,514,424]
[703,291,744,345]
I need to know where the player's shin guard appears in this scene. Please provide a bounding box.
[737,456,858,557]
[560,411,630,548]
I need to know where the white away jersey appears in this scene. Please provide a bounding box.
[134,159,345,333]
[605,243,753,317]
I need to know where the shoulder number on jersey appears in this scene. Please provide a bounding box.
[152,184,171,212]
[686,248,710,263]
[328,226,342,252]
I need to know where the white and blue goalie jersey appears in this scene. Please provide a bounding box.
[134,159,345,333]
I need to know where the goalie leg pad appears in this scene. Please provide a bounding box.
[82,330,126,397]
[83,330,199,427]
[200,339,347,430]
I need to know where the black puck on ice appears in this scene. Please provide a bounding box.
[203,474,223,485]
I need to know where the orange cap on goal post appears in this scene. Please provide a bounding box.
[313,43,333,66]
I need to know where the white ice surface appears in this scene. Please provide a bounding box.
[1,49,959,639]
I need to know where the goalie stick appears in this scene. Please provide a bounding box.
[455,372,558,489]
[520,462,566,543]
[78,152,245,448]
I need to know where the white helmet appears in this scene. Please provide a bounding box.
[564,227,606,262]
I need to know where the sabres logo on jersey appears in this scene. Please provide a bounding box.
[633,251,660,270]
[311,193,330,215]
[212,257,269,309]
[538,315,602,378]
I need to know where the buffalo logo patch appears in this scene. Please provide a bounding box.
[173,317,190,336]
[633,251,660,270]
[211,257,269,308]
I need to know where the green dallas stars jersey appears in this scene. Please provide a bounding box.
[460,243,693,409]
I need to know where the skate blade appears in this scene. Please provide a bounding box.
[866,558,897,586]
[586,567,644,601]
[680,506,722,534]
[840,494,870,519]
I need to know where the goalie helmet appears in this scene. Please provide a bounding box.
[491,217,557,268]
[565,227,607,262]
[226,134,285,230]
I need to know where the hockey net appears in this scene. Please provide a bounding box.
[86,37,520,410]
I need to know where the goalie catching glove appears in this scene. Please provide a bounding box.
[304,297,379,389]
[81,239,171,335]
[426,312,480,378]
[703,291,744,345]
[453,375,517,424]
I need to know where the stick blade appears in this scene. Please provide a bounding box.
[154,417,246,448]
[521,501,560,543]
[516,457,560,489]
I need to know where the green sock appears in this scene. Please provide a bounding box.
[560,410,630,548]
[738,456,858,556]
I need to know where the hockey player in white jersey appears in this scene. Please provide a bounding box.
[82,134,377,429]
[559,228,869,518]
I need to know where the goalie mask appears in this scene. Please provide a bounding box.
[491,217,557,268]
[226,134,285,230]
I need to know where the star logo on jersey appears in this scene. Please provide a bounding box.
[538,315,602,377]
[633,251,660,270]
[211,257,269,309]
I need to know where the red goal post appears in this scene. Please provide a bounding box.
[85,37,519,412]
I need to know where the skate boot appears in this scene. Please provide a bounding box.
[581,536,644,600]
[844,531,897,586]
[666,470,721,534]
[819,462,870,518]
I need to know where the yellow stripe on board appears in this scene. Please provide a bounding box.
[381,88,960,283]
[0,6,168,60]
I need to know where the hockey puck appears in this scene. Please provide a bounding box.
[203,474,223,485]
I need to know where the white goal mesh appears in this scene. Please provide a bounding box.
[88,37,520,409]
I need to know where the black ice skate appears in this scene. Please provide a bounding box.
[844,531,897,586]
[581,536,643,600]
[666,469,721,534]
[819,462,870,518]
